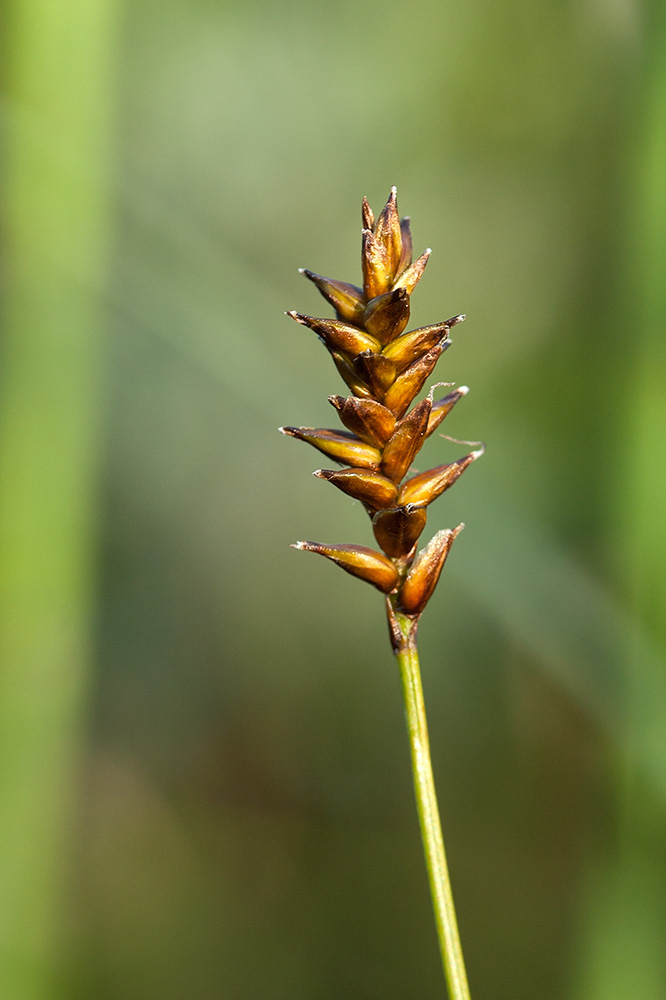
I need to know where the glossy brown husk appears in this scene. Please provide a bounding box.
[285,188,482,626]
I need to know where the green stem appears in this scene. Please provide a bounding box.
[0,1,115,993]
[392,608,472,1000]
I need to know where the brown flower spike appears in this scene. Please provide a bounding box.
[282,188,482,646]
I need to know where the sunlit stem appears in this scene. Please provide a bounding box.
[390,604,472,1000]
[0,1,115,994]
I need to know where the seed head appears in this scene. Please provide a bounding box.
[398,449,483,507]
[292,541,399,594]
[279,426,381,469]
[283,189,482,641]
[398,525,465,615]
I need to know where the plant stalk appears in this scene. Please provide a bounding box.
[392,608,472,1000]
[0,1,115,992]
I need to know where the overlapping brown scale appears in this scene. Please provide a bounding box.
[398,448,483,506]
[393,248,431,296]
[279,426,381,469]
[362,196,375,231]
[382,324,451,373]
[426,386,469,438]
[328,396,396,448]
[398,524,464,615]
[361,229,392,300]
[330,352,373,398]
[398,217,413,274]
[314,467,399,511]
[380,399,431,483]
[299,270,365,326]
[293,541,399,594]
[362,288,410,344]
[352,351,397,399]
[373,186,402,279]
[287,188,482,613]
[288,311,380,356]
[372,504,428,559]
[383,341,450,418]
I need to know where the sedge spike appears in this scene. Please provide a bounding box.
[282,189,481,1000]
[284,188,481,628]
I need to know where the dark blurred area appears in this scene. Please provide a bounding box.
[1,0,666,997]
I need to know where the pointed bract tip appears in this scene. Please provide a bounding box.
[298,267,306,274]
[471,443,486,460]
[292,541,308,550]
[397,523,463,616]
[458,385,470,395]
[390,185,397,197]
[313,469,326,479]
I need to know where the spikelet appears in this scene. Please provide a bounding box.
[284,188,482,643]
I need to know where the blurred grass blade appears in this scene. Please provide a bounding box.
[455,491,666,795]
[0,1,116,995]
[570,12,666,998]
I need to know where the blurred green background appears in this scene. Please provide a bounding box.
[1,0,666,997]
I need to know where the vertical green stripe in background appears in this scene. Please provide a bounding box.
[628,5,666,648]
[0,1,115,996]
[573,7,666,999]
[611,6,666,992]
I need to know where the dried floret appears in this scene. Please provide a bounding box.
[283,189,482,626]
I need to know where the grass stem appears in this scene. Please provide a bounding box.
[393,609,472,1000]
